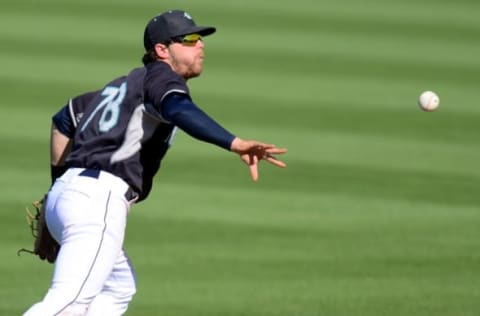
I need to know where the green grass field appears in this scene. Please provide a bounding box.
[1,0,480,315]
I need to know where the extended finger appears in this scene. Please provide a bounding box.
[249,155,259,181]
[265,147,288,155]
[265,155,287,168]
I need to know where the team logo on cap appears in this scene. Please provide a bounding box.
[183,12,192,20]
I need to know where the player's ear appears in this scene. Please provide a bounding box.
[154,43,169,59]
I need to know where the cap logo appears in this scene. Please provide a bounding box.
[183,12,192,20]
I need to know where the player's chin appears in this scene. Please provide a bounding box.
[187,65,203,78]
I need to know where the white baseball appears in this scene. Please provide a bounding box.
[418,91,439,112]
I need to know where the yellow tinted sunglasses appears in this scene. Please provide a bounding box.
[171,33,202,46]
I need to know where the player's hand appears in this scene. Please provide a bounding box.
[230,137,287,181]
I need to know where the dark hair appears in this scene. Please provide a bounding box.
[142,50,158,65]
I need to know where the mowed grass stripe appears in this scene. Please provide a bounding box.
[132,184,480,235]
[209,11,480,45]
[0,13,141,44]
[163,128,480,188]
[0,0,215,20]
[208,35,480,78]
[0,1,152,20]
[155,153,480,207]
[0,54,137,86]
[201,0,480,30]
[0,38,139,64]
[0,77,91,112]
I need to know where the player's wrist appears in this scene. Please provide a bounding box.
[229,137,242,153]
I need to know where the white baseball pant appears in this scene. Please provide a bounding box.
[23,168,137,316]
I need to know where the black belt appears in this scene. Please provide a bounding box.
[79,169,138,202]
[79,169,100,178]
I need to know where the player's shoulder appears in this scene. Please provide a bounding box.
[65,90,100,125]
[71,90,100,108]
[145,62,184,84]
[145,62,188,96]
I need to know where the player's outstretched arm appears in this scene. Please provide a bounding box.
[230,137,287,182]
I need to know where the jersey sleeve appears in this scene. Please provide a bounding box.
[144,62,190,117]
[161,93,236,150]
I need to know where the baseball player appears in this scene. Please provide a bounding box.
[23,9,287,316]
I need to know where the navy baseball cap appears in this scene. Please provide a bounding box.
[144,10,216,50]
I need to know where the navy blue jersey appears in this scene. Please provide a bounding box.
[65,62,188,201]
[54,61,235,201]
